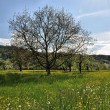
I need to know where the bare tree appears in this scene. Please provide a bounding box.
[9,6,92,75]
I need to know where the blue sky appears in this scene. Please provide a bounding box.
[0,0,110,54]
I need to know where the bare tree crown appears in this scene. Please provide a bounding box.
[9,6,92,74]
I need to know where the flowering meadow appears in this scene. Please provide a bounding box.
[0,70,110,110]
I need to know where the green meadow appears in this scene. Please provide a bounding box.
[0,70,110,110]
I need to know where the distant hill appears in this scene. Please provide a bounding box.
[0,45,110,62]
[92,55,110,64]
[0,45,12,59]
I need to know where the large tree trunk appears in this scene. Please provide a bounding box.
[46,68,51,75]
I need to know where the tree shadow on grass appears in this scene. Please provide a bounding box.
[0,72,85,86]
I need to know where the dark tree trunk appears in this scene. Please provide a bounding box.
[63,67,65,71]
[86,64,89,71]
[69,66,71,72]
[79,62,82,73]
[79,55,83,73]
[19,65,22,71]
[18,63,22,72]
[46,68,50,75]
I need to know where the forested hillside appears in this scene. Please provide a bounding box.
[0,45,110,71]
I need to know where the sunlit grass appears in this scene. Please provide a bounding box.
[0,69,65,74]
[0,70,110,109]
[88,70,110,78]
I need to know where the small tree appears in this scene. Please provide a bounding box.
[11,46,24,71]
[11,38,32,71]
[9,6,92,75]
[0,59,6,70]
[62,58,73,72]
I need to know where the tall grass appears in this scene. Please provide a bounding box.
[0,70,110,110]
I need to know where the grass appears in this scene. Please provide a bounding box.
[0,70,110,110]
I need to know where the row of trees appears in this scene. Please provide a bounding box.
[9,6,93,75]
[0,45,107,72]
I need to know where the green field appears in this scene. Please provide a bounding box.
[0,70,110,110]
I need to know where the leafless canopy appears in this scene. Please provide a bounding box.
[9,6,92,75]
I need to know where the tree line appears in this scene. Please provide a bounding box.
[0,45,108,73]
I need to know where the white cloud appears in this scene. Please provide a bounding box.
[88,40,110,55]
[87,31,110,55]
[76,9,110,19]
[0,38,11,46]
[95,44,110,55]
[92,31,110,41]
